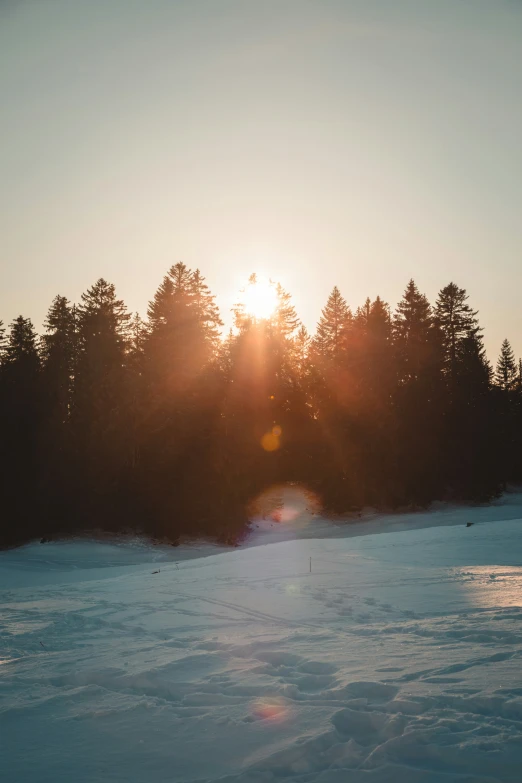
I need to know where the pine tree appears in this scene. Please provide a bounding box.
[367,296,391,339]
[448,329,497,499]
[434,283,480,381]
[3,316,40,370]
[147,274,175,328]
[127,313,146,364]
[393,279,432,383]
[456,331,491,394]
[495,338,517,390]
[74,279,131,442]
[273,283,300,338]
[68,280,133,527]
[292,324,310,375]
[169,261,193,294]
[0,316,43,540]
[313,286,351,357]
[41,296,77,420]
[353,297,371,330]
[77,278,130,353]
[190,269,223,351]
[145,263,221,391]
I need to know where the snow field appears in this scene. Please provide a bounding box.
[2,499,522,782]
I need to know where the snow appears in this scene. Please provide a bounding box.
[2,494,522,782]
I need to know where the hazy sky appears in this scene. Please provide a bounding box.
[1,0,521,359]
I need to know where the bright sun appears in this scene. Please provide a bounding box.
[242,276,277,320]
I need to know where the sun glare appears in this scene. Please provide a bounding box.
[242,277,277,320]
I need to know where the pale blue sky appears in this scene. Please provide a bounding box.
[1,0,521,359]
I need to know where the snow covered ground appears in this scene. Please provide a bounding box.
[2,494,522,782]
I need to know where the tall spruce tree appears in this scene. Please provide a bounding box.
[190,269,223,351]
[313,286,351,358]
[393,280,432,383]
[273,282,300,338]
[0,317,43,541]
[129,313,147,363]
[74,279,130,415]
[145,263,221,389]
[41,296,77,422]
[72,279,132,525]
[495,339,517,390]
[147,274,175,329]
[434,283,480,382]
[391,281,445,503]
[3,315,40,369]
[449,328,498,498]
[140,264,224,537]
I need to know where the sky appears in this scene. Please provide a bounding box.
[1,0,522,359]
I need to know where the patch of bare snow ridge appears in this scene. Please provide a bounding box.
[2,496,522,782]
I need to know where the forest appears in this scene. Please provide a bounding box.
[1,264,521,548]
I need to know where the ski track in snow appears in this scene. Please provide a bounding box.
[2,497,522,781]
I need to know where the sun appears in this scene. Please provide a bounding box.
[242,276,277,320]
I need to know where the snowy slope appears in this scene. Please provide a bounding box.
[2,500,522,782]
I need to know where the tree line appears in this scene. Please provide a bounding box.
[1,265,521,548]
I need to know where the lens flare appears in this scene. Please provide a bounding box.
[248,483,322,526]
[250,696,289,722]
[261,425,282,452]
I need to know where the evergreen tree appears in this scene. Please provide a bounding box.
[77,278,130,357]
[456,331,491,394]
[41,296,77,421]
[147,274,175,328]
[447,329,498,499]
[145,263,221,391]
[353,297,371,330]
[434,283,480,382]
[313,286,351,358]
[495,339,517,390]
[393,279,432,383]
[292,324,310,376]
[74,279,131,413]
[0,317,43,542]
[3,315,40,369]
[190,269,223,351]
[139,265,224,537]
[273,283,300,338]
[128,313,147,370]
[74,278,130,424]
[72,279,132,526]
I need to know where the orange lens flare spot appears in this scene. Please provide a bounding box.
[261,432,280,451]
[272,425,282,437]
[251,697,289,723]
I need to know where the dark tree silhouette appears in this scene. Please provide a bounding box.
[434,282,480,385]
[0,317,43,543]
[312,286,351,358]
[393,279,432,384]
[496,339,517,390]
[1,269,521,549]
